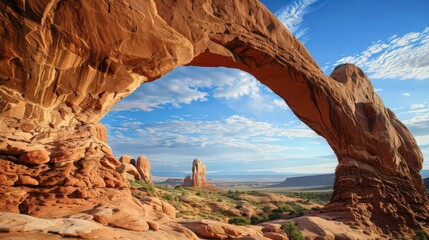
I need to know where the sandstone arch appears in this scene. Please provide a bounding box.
[0,0,427,236]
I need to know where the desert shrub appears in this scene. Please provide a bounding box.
[282,222,304,240]
[271,208,283,213]
[278,205,293,212]
[175,186,184,190]
[250,216,260,224]
[162,194,174,201]
[414,230,429,240]
[228,216,251,226]
[250,215,269,224]
[268,212,281,220]
[217,198,223,202]
[130,180,155,193]
[156,184,171,191]
[225,190,241,200]
[235,204,243,209]
[262,206,271,212]
[196,191,202,196]
[290,207,306,217]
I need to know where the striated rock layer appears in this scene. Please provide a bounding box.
[0,0,428,237]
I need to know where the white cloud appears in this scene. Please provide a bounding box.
[275,0,318,43]
[411,103,426,110]
[375,88,383,92]
[106,115,321,164]
[212,72,260,99]
[335,27,429,80]
[402,92,411,97]
[273,99,290,110]
[112,67,266,112]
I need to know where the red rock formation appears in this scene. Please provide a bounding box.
[95,123,108,144]
[135,156,152,183]
[119,155,134,165]
[117,163,141,181]
[182,159,218,190]
[0,0,427,237]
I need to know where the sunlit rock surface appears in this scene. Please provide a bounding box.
[0,0,428,238]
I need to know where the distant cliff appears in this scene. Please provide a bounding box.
[270,174,335,188]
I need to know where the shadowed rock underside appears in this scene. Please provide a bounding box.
[0,0,428,238]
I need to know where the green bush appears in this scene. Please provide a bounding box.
[278,205,293,212]
[262,206,271,212]
[228,216,251,226]
[268,212,282,220]
[196,191,202,196]
[175,186,184,190]
[235,204,243,209]
[290,207,306,217]
[282,222,304,240]
[129,180,155,193]
[271,208,283,213]
[414,230,429,240]
[250,215,269,224]
[156,184,171,191]
[162,194,174,201]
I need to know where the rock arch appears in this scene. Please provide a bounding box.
[0,0,427,236]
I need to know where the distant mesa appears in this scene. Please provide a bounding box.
[182,159,219,190]
[270,174,335,189]
[117,154,152,184]
[158,178,184,187]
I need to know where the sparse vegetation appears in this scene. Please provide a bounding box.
[156,184,172,191]
[282,222,304,240]
[129,180,155,194]
[414,230,429,240]
[131,184,325,224]
[228,216,251,226]
[162,194,174,201]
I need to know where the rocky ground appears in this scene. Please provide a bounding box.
[0,184,382,240]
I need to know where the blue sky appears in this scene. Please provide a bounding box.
[101,0,429,176]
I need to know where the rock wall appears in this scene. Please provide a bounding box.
[0,0,427,236]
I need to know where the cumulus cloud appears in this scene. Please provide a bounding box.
[112,67,264,112]
[273,99,290,110]
[335,27,429,80]
[106,115,321,165]
[275,0,318,43]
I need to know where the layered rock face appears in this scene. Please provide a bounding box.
[0,0,428,237]
[182,158,217,190]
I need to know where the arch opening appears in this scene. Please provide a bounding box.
[0,0,427,237]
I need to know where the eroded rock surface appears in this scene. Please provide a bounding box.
[0,0,428,238]
[135,156,152,184]
[182,158,219,190]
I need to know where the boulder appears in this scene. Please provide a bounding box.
[117,163,141,181]
[135,156,152,183]
[119,155,134,165]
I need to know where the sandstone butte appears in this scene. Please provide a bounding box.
[0,0,428,239]
[182,158,219,190]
